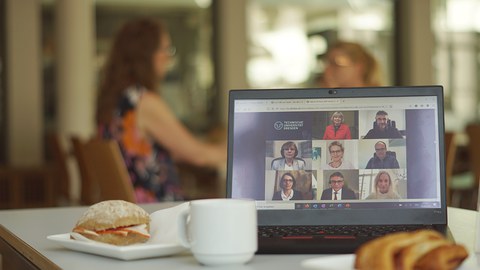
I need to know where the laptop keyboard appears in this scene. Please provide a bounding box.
[258,224,434,239]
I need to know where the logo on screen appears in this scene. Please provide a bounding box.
[274,121,284,130]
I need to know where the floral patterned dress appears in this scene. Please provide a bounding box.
[98,85,184,202]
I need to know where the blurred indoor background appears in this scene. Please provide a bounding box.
[2,0,480,208]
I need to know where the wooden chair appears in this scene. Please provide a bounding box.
[0,133,66,209]
[444,132,457,206]
[0,166,56,209]
[73,138,136,203]
[465,124,480,207]
[46,133,71,203]
[177,163,222,199]
[466,124,480,182]
[70,136,98,205]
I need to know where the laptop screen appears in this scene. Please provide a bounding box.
[227,86,447,226]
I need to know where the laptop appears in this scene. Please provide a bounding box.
[226,85,448,254]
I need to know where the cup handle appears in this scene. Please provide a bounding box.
[177,207,191,248]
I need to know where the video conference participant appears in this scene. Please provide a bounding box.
[323,112,352,140]
[365,141,400,169]
[366,171,401,199]
[322,141,355,170]
[271,141,306,170]
[364,110,403,139]
[320,171,357,200]
[272,172,303,201]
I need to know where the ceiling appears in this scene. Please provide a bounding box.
[41,0,392,26]
[41,0,389,11]
[42,0,210,8]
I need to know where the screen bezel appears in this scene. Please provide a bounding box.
[226,86,447,226]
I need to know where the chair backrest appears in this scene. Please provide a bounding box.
[71,136,98,205]
[75,138,136,203]
[444,132,457,205]
[270,157,306,169]
[466,124,480,188]
[46,133,70,202]
[373,119,396,129]
[373,151,396,158]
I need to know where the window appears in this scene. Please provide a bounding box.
[246,0,395,88]
[432,0,480,131]
[41,0,218,136]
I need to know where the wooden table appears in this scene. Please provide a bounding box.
[0,204,479,269]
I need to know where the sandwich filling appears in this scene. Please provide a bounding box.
[73,223,150,238]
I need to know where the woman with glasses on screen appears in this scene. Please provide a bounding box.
[271,141,306,170]
[272,172,302,201]
[323,111,352,140]
[321,141,354,170]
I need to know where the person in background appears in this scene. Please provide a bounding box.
[271,141,306,170]
[96,18,226,202]
[366,171,401,200]
[321,41,383,88]
[320,171,357,200]
[272,172,303,201]
[365,141,400,169]
[323,111,352,140]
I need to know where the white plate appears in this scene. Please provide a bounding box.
[302,254,355,270]
[301,254,473,270]
[47,233,186,260]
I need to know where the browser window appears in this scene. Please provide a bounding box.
[230,95,441,211]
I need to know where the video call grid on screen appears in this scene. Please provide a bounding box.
[229,95,442,210]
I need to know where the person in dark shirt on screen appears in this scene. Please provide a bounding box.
[365,141,400,169]
[320,172,357,200]
[364,110,403,139]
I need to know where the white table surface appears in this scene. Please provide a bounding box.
[0,204,479,270]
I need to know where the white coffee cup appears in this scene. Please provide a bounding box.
[177,198,257,266]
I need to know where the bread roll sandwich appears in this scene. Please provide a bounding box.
[72,200,151,246]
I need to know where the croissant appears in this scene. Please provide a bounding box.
[414,244,469,270]
[354,230,468,270]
